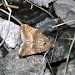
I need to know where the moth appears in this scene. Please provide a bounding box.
[19,24,53,56]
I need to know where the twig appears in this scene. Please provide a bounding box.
[64,34,75,75]
[61,38,74,40]
[30,4,33,9]
[0,3,2,6]
[50,29,59,62]
[43,29,59,75]
[43,29,59,63]
[0,8,22,25]
[43,29,59,59]
[43,53,54,75]
[52,20,75,28]
[4,5,19,9]
[0,0,12,46]
[25,0,54,18]
[46,57,54,75]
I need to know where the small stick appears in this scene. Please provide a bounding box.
[4,5,19,9]
[0,0,11,46]
[46,57,54,75]
[52,20,75,28]
[50,29,59,63]
[43,29,59,75]
[1,1,19,9]
[64,34,75,75]
[61,38,74,40]
[0,3,2,6]
[30,4,33,9]
[0,8,22,25]
[25,0,54,18]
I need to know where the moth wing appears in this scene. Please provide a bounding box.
[19,43,37,56]
[19,24,53,56]
[19,41,52,57]
[21,24,36,42]
[33,30,52,52]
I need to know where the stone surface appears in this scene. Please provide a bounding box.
[44,69,51,75]
[0,47,8,58]
[47,40,68,63]
[0,17,21,48]
[0,58,5,75]
[29,0,56,8]
[53,0,75,27]
[35,18,58,33]
[56,60,75,75]
[47,27,75,63]
[4,48,51,75]
[0,36,8,58]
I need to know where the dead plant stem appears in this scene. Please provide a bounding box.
[0,8,22,25]
[0,0,11,46]
[64,34,75,75]
[25,0,54,18]
[52,20,75,28]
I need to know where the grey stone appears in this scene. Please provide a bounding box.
[35,18,58,33]
[47,27,75,63]
[0,17,21,48]
[4,48,51,75]
[0,59,5,75]
[56,60,75,75]
[29,0,56,8]
[0,47,8,58]
[53,0,75,27]
[47,41,68,63]
[44,69,51,75]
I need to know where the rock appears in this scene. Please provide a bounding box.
[53,0,75,27]
[0,36,8,58]
[7,0,23,4]
[0,47,8,58]
[35,18,58,33]
[0,59,5,75]
[47,41,68,63]
[56,60,75,75]
[4,48,51,75]
[0,17,21,48]
[29,0,56,8]
[44,69,51,75]
[47,27,75,63]
[0,64,5,75]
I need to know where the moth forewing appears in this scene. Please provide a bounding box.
[19,24,53,56]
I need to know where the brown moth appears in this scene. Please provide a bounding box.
[19,24,53,56]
